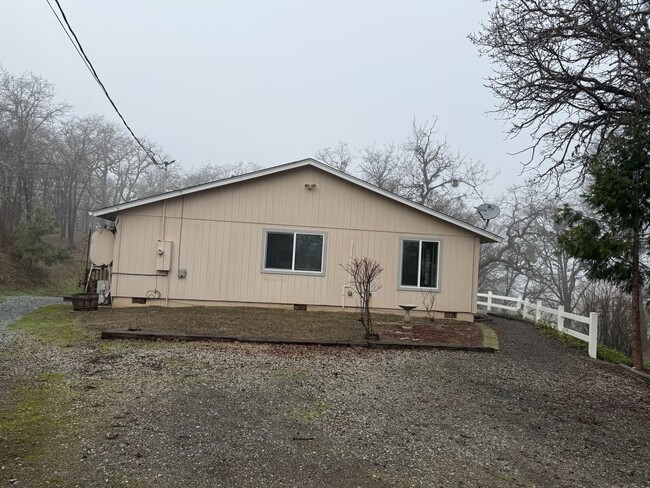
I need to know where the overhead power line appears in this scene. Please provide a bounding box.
[44,0,164,169]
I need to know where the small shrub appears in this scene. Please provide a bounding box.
[534,321,633,365]
[340,257,383,338]
[11,209,70,267]
[597,344,633,366]
[421,291,436,321]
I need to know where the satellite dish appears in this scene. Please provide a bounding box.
[89,228,115,266]
[476,203,500,227]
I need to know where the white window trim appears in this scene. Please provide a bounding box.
[261,229,327,276]
[397,236,442,291]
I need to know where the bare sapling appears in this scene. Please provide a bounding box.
[341,257,383,338]
[421,291,436,322]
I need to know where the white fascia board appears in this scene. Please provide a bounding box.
[89,157,501,243]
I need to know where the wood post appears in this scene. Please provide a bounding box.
[588,312,598,359]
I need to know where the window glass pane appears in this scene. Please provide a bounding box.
[265,232,293,269]
[294,234,323,272]
[401,240,419,286]
[420,241,439,288]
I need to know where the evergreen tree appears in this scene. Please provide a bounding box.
[557,125,650,369]
[11,208,71,267]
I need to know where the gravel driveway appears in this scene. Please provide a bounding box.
[1,310,649,487]
[0,295,62,343]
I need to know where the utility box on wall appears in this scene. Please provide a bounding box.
[156,240,172,272]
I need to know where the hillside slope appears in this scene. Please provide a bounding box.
[0,236,85,296]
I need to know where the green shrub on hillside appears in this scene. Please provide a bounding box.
[534,321,634,366]
[11,209,71,267]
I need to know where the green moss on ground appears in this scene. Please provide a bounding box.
[5,279,81,297]
[533,322,642,366]
[0,372,75,464]
[10,304,85,346]
[291,402,328,422]
[480,324,499,350]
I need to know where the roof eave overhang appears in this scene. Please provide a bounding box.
[89,158,502,244]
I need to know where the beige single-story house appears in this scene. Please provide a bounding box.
[89,158,500,321]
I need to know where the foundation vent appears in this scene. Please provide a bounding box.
[444,312,457,319]
[294,304,307,311]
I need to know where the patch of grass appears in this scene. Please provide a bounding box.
[0,278,81,297]
[10,304,84,346]
[480,324,499,350]
[0,295,5,305]
[275,370,310,382]
[0,372,75,463]
[291,402,328,422]
[534,322,634,366]
[96,340,120,351]
[596,345,633,366]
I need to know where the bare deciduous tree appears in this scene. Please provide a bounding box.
[0,68,67,248]
[470,0,650,176]
[578,282,639,356]
[357,143,402,193]
[341,257,383,338]
[401,119,493,213]
[0,66,268,250]
[180,161,261,187]
[315,142,352,173]
[479,186,588,312]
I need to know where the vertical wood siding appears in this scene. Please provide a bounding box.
[111,166,484,313]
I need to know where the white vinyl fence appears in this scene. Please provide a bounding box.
[477,292,598,359]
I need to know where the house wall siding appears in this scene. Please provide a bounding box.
[111,166,481,315]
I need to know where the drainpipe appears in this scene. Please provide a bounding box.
[161,200,170,307]
[342,240,354,309]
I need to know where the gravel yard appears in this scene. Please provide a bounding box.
[0,295,62,344]
[1,300,649,487]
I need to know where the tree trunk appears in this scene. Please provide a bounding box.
[364,301,373,337]
[630,229,643,369]
[67,198,77,249]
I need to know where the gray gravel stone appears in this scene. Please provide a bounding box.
[0,295,63,344]
[1,313,649,487]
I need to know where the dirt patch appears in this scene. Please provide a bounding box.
[80,306,483,347]
[374,320,483,346]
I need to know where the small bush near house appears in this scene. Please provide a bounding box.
[340,257,383,339]
[421,290,436,321]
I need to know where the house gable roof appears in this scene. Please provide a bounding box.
[89,158,501,243]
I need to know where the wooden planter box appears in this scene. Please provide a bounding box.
[71,293,99,311]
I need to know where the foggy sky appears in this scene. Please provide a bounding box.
[1,0,530,199]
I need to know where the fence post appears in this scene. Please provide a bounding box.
[557,306,565,332]
[487,291,493,312]
[588,312,598,359]
[523,298,530,319]
[517,295,523,314]
[535,300,542,322]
